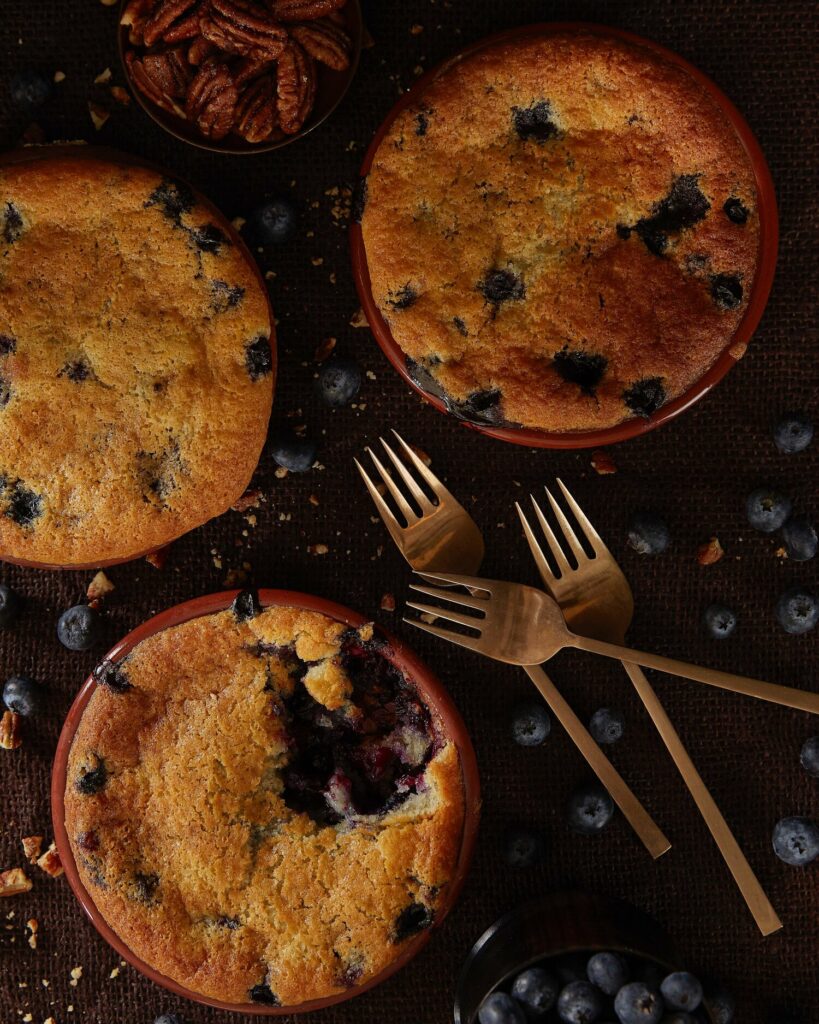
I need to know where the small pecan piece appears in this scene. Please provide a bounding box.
[187,36,217,64]
[276,40,315,134]
[591,449,617,475]
[265,0,346,22]
[697,536,725,566]
[185,60,238,139]
[290,19,350,70]
[0,867,32,896]
[143,0,198,47]
[202,0,287,58]
[36,843,64,879]
[22,836,43,864]
[235,75,278,143]
[0,710,22,750]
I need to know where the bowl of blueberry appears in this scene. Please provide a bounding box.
[455,891,734,1024]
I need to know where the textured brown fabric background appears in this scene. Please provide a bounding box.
[1,1,817,1022]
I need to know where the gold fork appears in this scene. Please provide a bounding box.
[357,432,670,859]
[517,481,782,936]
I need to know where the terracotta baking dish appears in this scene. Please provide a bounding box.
[51,588,481,1015]
[0,144,276,571]
[350,22,778,450]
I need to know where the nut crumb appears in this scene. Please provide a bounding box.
[775,545,788,560]
[94,67,112,84]
[145,545,170,570]
[591,449,617,474]
[53,70,66,83]
[308,494,319,506]
[69,965,83,986]
[380,593,396,612]
[314,337,337,362]
[275,466,289,479]
[308,543,329,555]
[109,966,120,979]
[231,488,263,513]
[110,85,131,106]
[410,23,424,34]
[311,256,324,267]
[350,307,368,328]
[87,570,115,602]
[0,711,22,750]
[0,868,32,896]
[22,837,43,864]
[26,918,37,949]
[697,536,724,566]
[88,101,110,130]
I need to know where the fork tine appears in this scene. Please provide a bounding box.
[412,570,492,591]
[409,581,488,611]
[515,502,558,584]
[403,615,484,654]
[529,494,571,576]
[355,458,405,533]
[379,436,434,513]
[390,429,457,503]
[366,447,418,523]
[406,600,482,630]
[545,485,588,563]
[555,478,606,557]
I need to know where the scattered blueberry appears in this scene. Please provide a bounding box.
[660,973,702,1012]
[799,736,819,778]
[511,701,551,746]
[246,198,297,246]
[703,604,737,640]
[773,412,814,454]
[9,69,52,113]
[0,584,21,627]
[780,516,817,562]
[270,429,317,473]
[567,782,615,836]
[57,604,100,651]
[723,197,749,224]
[153,1014,182,1024]
[705,984,735,1024]
[614,981,664,1024]
[775,587,818,635]
[503,828,544,868]
[3,676,42,717]
[772,816,819,866]
[557,980,605,1024]
[478,992,526,1024]
[589,708,625,745]
[587,952,629,996]
[627,512,670,555]
[511,966,559,1015]
[316,355,361,407]
[745,488,792,533]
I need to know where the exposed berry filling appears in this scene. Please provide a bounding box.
[2,201,24,244]
[0,334,16,356]
[479,268,525,305]
[628,174,710,256]
[187,222,227,254]
[249,983,280,1006]
[132,871,160,904]
[386,283,418,310]
[512,100,560,143]
[211,280,245,311]
[135,445,185,506]
[0,376,10,409]
[623,377,667,417]
[351,175,368,223]
[392,901,434,943]
[75,753,108,795]
[59,359,93,383]
[710,273,743,309]
[93,660,132,693]
[245,335,273,379]
[144,179,195,223]
[1,479,43,528]
[453,316,468,336]
[232,588,261,622]
[723,197,749,223]
[553,347,608,394]
[455,388,504,426]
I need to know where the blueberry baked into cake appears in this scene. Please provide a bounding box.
[0,155,273,565]
[64,595,465,1006]
[360,31,760,433]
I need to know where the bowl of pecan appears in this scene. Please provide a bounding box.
[119,0,363,153]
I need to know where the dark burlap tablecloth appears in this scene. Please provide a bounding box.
[1,1,817,1021]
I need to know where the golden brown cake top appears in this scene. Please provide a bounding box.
[64,597,465,1007]
[360,30,760,433]
[0,154,273,566]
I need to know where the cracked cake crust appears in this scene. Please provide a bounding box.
[0,155,273,565]
[64,602,465,1006]
[361,30,760,433]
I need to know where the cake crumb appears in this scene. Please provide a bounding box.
[314,337,336,362]
[308,494,319,506]
[69,966,83,986]
[109,966,120,979]
[94,67,112,84]
[410,23,424,34]
[231,488,263,512]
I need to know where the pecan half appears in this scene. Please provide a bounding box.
[185,60,238,139]
[187,36,217,64]
[234,53,274,86]
[0,710,22,749]
[290,19,350,70]
[143,47,192,97]
[163,4,204,42]
[276,40,315,134]
[265,0,346,22]
[201,0,287,58]
[235,74,278,142]
[143,0,199,47]
[126,49,190,115]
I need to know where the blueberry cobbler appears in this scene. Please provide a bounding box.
[359,31,760,433]
[0,154,273,565]
[64,595,465,1006]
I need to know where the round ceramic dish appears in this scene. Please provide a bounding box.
[118,0,364,155]
[52,589,481,1016]
[454,891,716,1023]
[0,144,276,572]
[350,22,778,451]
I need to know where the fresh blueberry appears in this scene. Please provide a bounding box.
[511,701,551,746]
[705,984,735,1024]
[478,992,526,1024]
[270,430,317,473]
[775,587,818,635]
[3,676,43,717]
[246,198,297,246]
[511,966,559,1014]
[627,512,670,555]
[772,816,819,866]
[555,956,589,986]
[557,980,605,1024]
[780,516,817,561]
[57,604,100,651]
[660,973,702,1012]
[745,488,792,532]
[317,356,361,407]
[0,584,21,627]
[568,782,615,835]
[589,708,625,745]
[503,828,544,868]
[153,1015,183,1024]
[614,982,664,1024]
[800,736,819,778]
[9,69,52,113]
[587,951,629,996]
[703,604,737,639]
[773,413,813,454]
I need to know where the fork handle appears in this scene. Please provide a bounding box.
[572,637,819,715]
[522,664,671,860]
[620,661,782,935]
